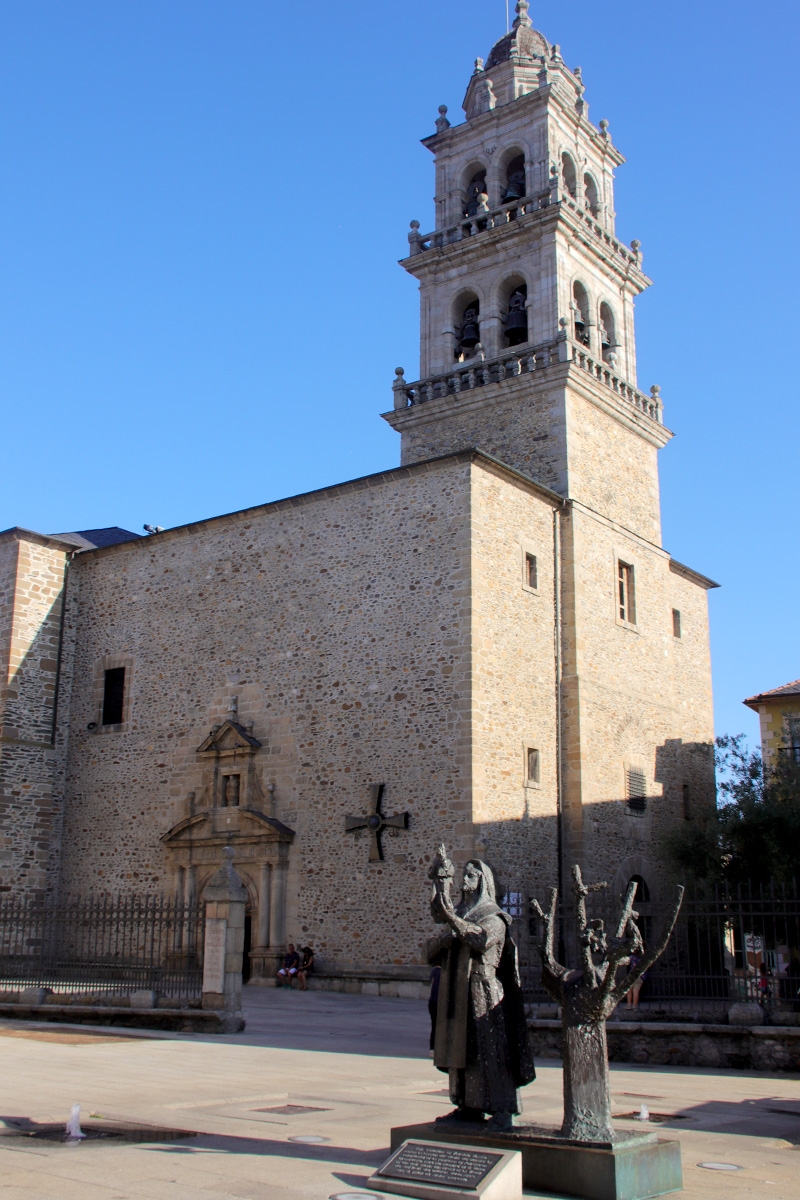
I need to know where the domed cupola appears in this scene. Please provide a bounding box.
[462,1,550,117]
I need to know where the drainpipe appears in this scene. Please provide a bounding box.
[553,502,566,958]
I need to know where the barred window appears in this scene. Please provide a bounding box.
[626,767,646,813]
[502,891,524,918]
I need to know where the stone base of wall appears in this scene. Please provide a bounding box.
[529,1019,800,1072]
[0,1002,240,1033]
[246,969,430,1000]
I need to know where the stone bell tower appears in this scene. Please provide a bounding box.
[384,0,670,546]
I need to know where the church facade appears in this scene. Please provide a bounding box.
[0,5,717,989]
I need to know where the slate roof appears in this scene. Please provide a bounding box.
[51,527,143,550]
[743,679,800,710]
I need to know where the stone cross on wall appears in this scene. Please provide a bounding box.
[345,783,409,863]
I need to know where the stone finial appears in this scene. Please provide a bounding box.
[393,367,409,410]
[650,384,661,399]
[631,239,641,252]
[599,118,610,138]
[551,43,562,62]
[227,695,238,720]
[203,845,248,903]
[538,57,549,86]
[474,342,486,362]
[435,104,450,133]
[408,220,423,255]
[473,56,484,73]
[574,66,582,80]
[513,0,532,28]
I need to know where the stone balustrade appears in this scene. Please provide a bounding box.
[392,338,663,425]
[405,190,642,271]
[406,191,553,256]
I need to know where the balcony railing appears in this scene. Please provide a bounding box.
[392,337,663,425]
[406,192,553,256]
[405,189,642,272]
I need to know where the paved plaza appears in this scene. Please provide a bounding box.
[0,989,798,1199]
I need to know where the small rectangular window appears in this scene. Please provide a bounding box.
[672,609,682,638]
[682,783,691,821]
[525,552,538,590]
[526,747,540,784]
[618,561,636,624]
[102,667,125,726]
[626,767,646,813]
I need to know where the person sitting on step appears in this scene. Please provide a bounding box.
[277,944,300,988]
[297,946,315,991]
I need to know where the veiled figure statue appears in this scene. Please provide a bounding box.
[427,850,536,1129]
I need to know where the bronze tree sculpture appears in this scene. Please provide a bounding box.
[532,865,683,1142]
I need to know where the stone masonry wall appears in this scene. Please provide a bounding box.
[469,461,560,903]
[59,457,477,973]
[563,502,715,901]
[0,532,71,895]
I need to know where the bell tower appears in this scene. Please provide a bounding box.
[383,0,670,545]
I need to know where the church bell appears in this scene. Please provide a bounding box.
[460,309,480,349]
[504,307,528,346]
[502,171,526,202]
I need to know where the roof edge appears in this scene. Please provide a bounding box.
[668,558,720,590]
[68,450,565,560]
[0,527,78,553]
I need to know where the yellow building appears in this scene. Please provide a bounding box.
[744,679,800,766]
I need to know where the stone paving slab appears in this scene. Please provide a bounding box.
[0,988,798,1199]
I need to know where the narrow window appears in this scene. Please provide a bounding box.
[525,552,538,590]
[101,667,125,725]
[672,608,682,638]
[526,747,540,784]
[618,561,636,624]
[682,783,691,821]
[626,767,646,812]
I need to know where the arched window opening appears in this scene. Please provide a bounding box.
[463,169,488,217]
[572,282,590,346]
[456,297,480,360]
[583,173,599,216]
[628,875,650,903]
[561,153,577,198]
[599,302,616,364]
[502,154,526,203]
[503,284,528,347]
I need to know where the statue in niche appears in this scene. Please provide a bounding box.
[427,846,536,1130]
[223,774,240,807]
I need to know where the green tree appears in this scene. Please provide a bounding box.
[663,734,800,884]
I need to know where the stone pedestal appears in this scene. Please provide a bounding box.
[390,1122,682,1200]
[200,846,247,1032]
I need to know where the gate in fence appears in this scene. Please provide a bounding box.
[510,879,800,1014]
[0,893,204,1002]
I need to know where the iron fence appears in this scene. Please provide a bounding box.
[512,879,800,1015]
[0,893,204,1002]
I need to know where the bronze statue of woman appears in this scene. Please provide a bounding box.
[428,854,536,1129]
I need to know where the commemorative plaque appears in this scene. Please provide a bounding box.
[368,1138,522,1200]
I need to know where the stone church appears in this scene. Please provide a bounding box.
[0,3,717,990]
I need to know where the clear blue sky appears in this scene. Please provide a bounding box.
[0,1,797,744]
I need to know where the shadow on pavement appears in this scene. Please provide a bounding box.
[141,1131,389,1167]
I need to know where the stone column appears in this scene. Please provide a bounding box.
[201,846,247,1031]
[258,862,271,948]
[269,858,287,950]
